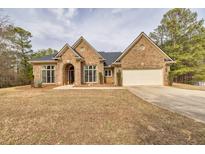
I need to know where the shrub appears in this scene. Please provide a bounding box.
[168,71,174,86]
[99,72,103,84]
[34,80,42,88]
[116,70,122,86]
[30,75,34,87]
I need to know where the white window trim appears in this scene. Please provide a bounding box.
[83,65,97,83]
[105,69,112,77]
[41,65,56,83]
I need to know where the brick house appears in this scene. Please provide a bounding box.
[30,32,174,86]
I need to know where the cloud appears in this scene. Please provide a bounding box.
[3,8,205,52]
[111,8,131,14]
[47,8,78,25]
[65,8,78,18]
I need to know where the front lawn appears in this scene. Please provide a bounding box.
[0,86,205,144]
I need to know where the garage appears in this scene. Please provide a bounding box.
[122,69,163,86]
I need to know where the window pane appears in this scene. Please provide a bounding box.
[51,66,54,69]
[109,70,111,76]
[89,69,92,82]
[42,70,46,83]
[89,66,92,69]
[42,66,47,69]
[51,70,55,83]
[47,70,51,83]
[93,66,96,69]
[105,70,107,76]
[93,70,96,82]
[85,70,88,82]
[47,66,50,69]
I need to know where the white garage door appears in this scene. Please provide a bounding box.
[122,69,163,86]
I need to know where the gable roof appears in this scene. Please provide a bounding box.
[98,52,122,66]
[54,43,83,59]
[72,36,105,60]
[30,33,174,65]
[114,32,174,63]
[30,51,121,65]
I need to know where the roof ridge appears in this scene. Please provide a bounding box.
[98,51,122,53]
[54,43,83,59]
[72,36,105,60]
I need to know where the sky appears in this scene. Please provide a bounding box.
[1,8,205,52]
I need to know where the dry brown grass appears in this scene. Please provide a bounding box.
[172,83,205,91]
[0,86,205,144]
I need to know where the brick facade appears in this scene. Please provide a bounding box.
[104,68,114,84]
[119,35,170,85]
[120,36,165,69]
[74,39,104,84]
[31,33,173,86]
[32,38,104,86]
[56,47,82,85]
[33,62,57,84]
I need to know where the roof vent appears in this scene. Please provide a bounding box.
[80,47,85,52]
[138,44,145,51]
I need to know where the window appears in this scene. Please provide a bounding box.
[105,69,112,77]
[84,65,96,82]
[42,65,55,83]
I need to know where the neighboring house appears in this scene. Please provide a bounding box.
[30,32,174,86]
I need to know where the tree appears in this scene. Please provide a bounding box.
[13,27,33,82]
[0,13,34,88]
[150,8,205,83]
[0,15,18,87]
[32,48,57,59]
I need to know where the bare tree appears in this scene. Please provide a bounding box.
[0,14,18,88]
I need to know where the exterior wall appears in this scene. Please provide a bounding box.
[120,35,168,85]
[74,40,104,84]
[56,47,82,85]
[32,34,172,86]
[120,36,165,70]
[104,68,114,84]
[32,39,104,86]
[32,63,57,84]
[105,77,113,84]
[113,65,122,86]
[163,64,170,86]
[33,64,42,82]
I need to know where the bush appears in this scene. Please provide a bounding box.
[30,75,34,87]
[168,71,174,86]
[116,70,122,86]
[99,72,103,84]
[34,80,42,88]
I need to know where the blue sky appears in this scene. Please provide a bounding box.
[2,8,205,52]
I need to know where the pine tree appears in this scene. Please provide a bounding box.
[150,8,205,83]
[13,27,33,82]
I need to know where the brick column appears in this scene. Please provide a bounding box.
[74,61,81,85]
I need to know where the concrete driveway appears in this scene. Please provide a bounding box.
[128,86,205,123]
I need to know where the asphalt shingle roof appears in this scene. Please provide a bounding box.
[31,54,55,61]
[31,51,122,66]
[98,52,121,66]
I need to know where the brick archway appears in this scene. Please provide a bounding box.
[63,63,75,85]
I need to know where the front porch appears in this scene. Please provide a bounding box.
[60,62,119,86]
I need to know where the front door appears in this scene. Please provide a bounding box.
[68,69,74,84]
